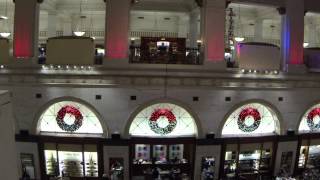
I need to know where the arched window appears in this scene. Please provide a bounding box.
[222,103,280,137]
[38,101,104,136]
[299,104,320,133]
[129,103,198,137]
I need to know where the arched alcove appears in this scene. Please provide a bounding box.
[221,102,281,137]
[128,102,199,138]
[298,103,320,133]
[36,99,107,137]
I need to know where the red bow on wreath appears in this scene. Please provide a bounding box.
[307,108,320,130]
[149,108,176,122]
[56,105,83,132]
[238,107,261,122]
[148,108,177,135]
[237,107,261,132]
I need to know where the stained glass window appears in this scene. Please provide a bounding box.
[38,101,104,136]
[222,103,280,137]
[299,104,320,133]
[129,103,198,137]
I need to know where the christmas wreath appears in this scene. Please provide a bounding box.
[56,105,83,132]
[307,108,320,130]
[149,108,177,135]
[237,107,261,132]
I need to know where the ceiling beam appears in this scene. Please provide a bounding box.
[230,0,285,7]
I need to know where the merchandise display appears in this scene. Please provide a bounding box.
[201,157,215,180]
[44,144,98,178]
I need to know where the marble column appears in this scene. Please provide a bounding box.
[104,0,130,60]
[13,0,41,60]
[279,0,305,72]
[200,0,226,66]
[0,91,19,180]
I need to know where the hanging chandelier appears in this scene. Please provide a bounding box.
[234,37,244,42]
[234,5,244,42]
[0,32,10,37]
[0,0,11,38]
[73,0,86,37]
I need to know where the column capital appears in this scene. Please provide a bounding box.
[277,7,286,15]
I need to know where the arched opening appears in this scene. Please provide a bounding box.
[127,101,199,179]
[37,100,105,137]
[36,99,106,179]
[221,102,281,137]
[129,102,198,137]
[220,101,281,179]
[297,103,320,174]
[298,103,320,134]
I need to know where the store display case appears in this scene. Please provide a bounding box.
[44,143,99,179]
[20,153,36,179]
[298,144,320,170]
[222,142,274,179]
[224,151,237,178]
[201,156,215,180]
[169,144,184,163]
[306,145,320,169]
[238,150,260,174]
[110,158,124,180]
[84,145,98,177]
[130,138,195,179]
[295,139,320,176]
[45,143,59,177]
[58,144,83,177]
[259,149,272,172]
[153,145,167,164]
[133,144,151,164]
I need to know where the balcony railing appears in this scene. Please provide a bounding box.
[129,46,201,65]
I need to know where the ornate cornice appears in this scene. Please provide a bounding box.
[0,68,319,89]
[13,0,43,3]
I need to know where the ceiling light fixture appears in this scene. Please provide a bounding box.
[0,15,8,20]
[0,32,10,37]
[74,31,85,37]
[234,37,245,42]
[73,0,86,37]
[234,5,245,43]
[0,0,11,38]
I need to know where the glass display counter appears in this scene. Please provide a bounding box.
[44,143,99,179]
[201,156,215,180]
[224,151,237,178]
[222,142,274,179]
[298,145,320,170]
[130,139,195,179]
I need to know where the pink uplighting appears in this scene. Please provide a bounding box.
[106,41,128,59]
[13,0,36,58]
